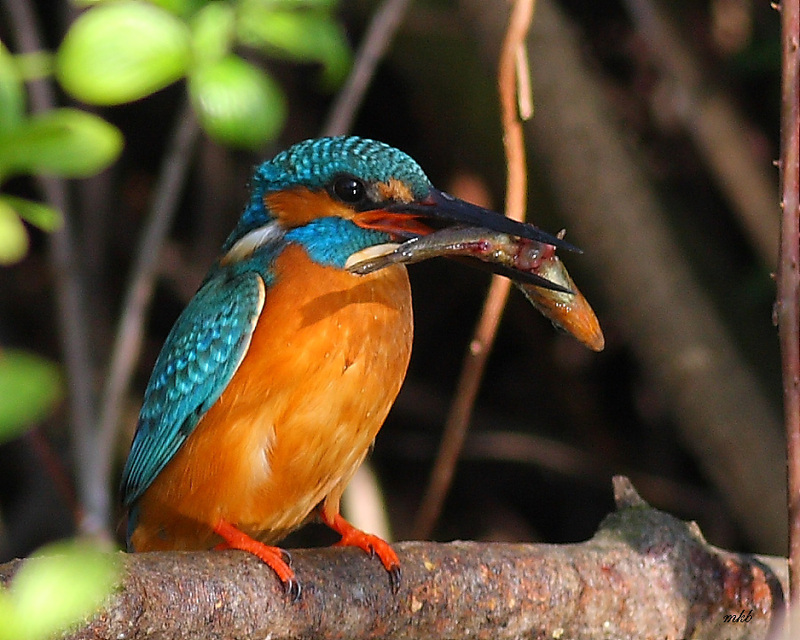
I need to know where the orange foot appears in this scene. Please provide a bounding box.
[320,510,401,592]
[213,520,300,600]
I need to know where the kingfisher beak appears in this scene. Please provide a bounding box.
[353,188,580,253]
[413,188,580,252]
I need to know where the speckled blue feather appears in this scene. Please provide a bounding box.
[120,272,266,507]
[285,217,390,268]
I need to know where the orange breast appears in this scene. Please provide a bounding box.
[131,244,413,551]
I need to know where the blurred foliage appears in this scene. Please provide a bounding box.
[56,0,350,145]
[189,53,286,146]
[0,110,123,181]
[0,0,351,264]
[56,1,193,105]
[0,39,119,263]
[0,542,119,640]
[0,349,62,445]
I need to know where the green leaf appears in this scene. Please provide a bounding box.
[0,108,123,178]
[0,349,61,443]
[0,200,28,265]
[1,196,63,232]
[56,0,191,105]
[0,42,25,134]
[72,0,203,14]
[140,0,206,17]
[237,7,351,86]
[190,2,235,66]
[0,594,16,640]
[13,51,54,83]
[0,542,118,640]
[189,55,286,148]
[240,0,340,13]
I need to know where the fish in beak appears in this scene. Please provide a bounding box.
[347,190,604,352]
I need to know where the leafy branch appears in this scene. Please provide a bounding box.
[0,0,351,264]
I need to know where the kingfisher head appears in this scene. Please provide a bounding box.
[221,136,574,274]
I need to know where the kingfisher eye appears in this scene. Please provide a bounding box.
[332,176,366,204]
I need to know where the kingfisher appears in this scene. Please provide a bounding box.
[120,136,598,598]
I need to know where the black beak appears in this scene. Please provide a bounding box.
[387,188,580,253]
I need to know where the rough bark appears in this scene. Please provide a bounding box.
[0,479,785,640]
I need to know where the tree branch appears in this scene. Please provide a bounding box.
[776,0,800,609]
[0,479,784,640]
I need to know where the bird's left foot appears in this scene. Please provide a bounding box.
[320,510,401,592]
[213,519,301,600]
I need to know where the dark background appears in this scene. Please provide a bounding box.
[0,0,783,562]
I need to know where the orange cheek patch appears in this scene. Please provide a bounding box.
[376,178,414,203]
[265,188,355,227]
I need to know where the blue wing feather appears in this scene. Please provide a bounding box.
[120,271,266,507]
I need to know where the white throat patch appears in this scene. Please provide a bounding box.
[222,221,285,265]
[344,243,402,271]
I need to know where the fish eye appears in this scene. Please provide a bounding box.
[332,175,367,204]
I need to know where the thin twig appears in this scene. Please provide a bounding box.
[498,0,535,224]
[321,0,413,137]
[91,102,199,534]
[410,0,536,540]
[515,45,534,120]
[776,0,800,608]
[1,0,97,533]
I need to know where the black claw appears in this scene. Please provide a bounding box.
[280,549,293,567]
[388,565,401,594]
[285,577,302,602]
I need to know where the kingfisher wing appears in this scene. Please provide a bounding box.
[120,272,266,506]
